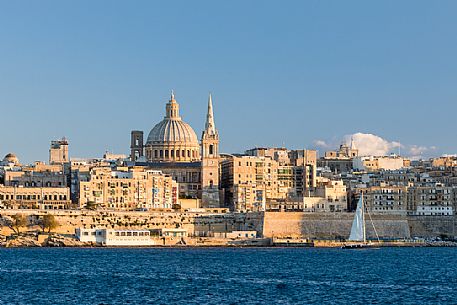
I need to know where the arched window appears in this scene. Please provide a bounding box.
[209,144,214,155]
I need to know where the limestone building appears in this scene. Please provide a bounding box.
[0,185,71,210]
[353,155,410,172]
[221,148,318,211]
[79,167,178,210]
[318,141,358,174]
[3,161,67,188]
[49,138,69,164]
[130,92,220,207]
[354,185,409,216]
[407,183,454,216]
[220,155,279,211]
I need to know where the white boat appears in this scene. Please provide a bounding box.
[342,195,380,249]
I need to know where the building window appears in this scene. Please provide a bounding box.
[209,145,214,155]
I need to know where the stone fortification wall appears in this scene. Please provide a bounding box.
[263,212,411,239]
[407,216,457,238]
[0,210,264,237]
[2,210,457,240]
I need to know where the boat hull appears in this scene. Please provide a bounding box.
[341,243,380,249]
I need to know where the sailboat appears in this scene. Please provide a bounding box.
[342,194,380,249]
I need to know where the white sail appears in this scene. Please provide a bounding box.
[349,197,365,241]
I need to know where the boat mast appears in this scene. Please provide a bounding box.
[362,193,366,243]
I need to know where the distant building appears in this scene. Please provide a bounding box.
[0,185,72,210]
[353,155,409,172]
[221,155,277,211]
[324,141,358,159]
[221,149,317,211]
[355,185,408,215]
[314,180,347,212]
[49,138,69,165]
[318,142,358,174]
[431,156,457,168]
[3,161,67,188]
[103,153,127,161]
[408,184,454,216]
[79,166,178,210]
[76,228,155,246]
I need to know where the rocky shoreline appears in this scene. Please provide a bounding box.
[2,233,457,248]
[0,234,91,248]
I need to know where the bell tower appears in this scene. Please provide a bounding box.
[130,130,144,161]
[201,93,220,208]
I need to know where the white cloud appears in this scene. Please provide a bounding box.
[314,132,437,159]
[343,133,400,156]
[407,145,437,160]
[313,139,330,148]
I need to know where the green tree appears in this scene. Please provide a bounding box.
[38,215,59,233]
[85,201,98,210]
[3,214,28,234]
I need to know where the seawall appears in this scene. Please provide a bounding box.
[0,210,264,237]
[263,212,411,239]
[2,210,457,239]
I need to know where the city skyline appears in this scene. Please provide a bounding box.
[1,1,457,163]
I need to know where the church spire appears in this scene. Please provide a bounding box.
[205,93,217,136]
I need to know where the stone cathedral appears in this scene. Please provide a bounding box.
[130,92,220,208]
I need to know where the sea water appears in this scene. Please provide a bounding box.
[1,247,456,304]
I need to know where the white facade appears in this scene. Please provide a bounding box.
[160,228,188,237]
[416,206,453,216]
[353,156,405,172]
[213,231,257,239]
[76,228,155,246]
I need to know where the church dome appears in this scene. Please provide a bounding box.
[146,118,198,145]
[144,92,200,162]
[3,153,19,165]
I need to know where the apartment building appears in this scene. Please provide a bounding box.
[79,167,178,210]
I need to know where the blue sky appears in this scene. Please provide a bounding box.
[1,1,456,163]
